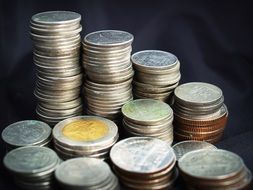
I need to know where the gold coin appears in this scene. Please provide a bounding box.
[62,119,108,141]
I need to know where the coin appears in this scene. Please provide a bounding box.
[1,120,51,150]
[55,157,119,190]
[172,140,217,161]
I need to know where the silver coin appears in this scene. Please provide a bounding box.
[122,99,173,125]
[178,149,244,180]
[31,11,81,25]
[131,50,178,70]
[172,140,217,161]
[4,146,59,174]
[84,30,133,47]
[110,137,176,174]
[2,120,51,147]
[55,158,110,186]
[174,82,223,106]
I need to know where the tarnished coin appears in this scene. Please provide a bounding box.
[110,137,175,174]
[172,140,217,161]
[3,146,59,174]
[31,11,81,25]
[1,120,51,148]
[131,50,178,70]
[178,149,244,180]
[122,99,173,124]
[84,30,133,47]
[174,82,223,106]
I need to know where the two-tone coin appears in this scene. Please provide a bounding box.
[52,116,118,160]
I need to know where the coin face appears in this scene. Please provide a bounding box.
[131,50,178,69]
[174,82,222,105]
[178,149,244,180]
[122,99,173,123]
[84,30,134,46]
[62,119,109,141]
[3,146,58,174]
[1,120,51,147]
[31,11,81,25]
[110,137,175,174]
[172,141,217,161]
[55,158,110,186]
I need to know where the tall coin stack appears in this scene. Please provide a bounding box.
[173,82,228,143]
[30,11,83,126]
[52,116,118,160]
[82,30,134,123]
[3,146,60,190]
[132,50,181,102]
[178,149,252,190]
[55,158,119,190]
[1,120,52,151]
[110,137,178,190]
[121,99,174,145]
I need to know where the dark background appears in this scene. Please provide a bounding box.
[0,0,253,189]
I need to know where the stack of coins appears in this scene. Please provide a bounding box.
[121,99,174,145]
[178,149,252,190]
[82,30,134,123]
[131,50,181,102]
[173,82,228,143]
[55,158,119,190]
[30,11,83,126]
[1,120,51,151]
[172,140,217,161]
[3,146,60,190]
[110,137,178,190]
[52,116,118,160]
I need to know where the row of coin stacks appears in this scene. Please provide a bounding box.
[30,11,83,126]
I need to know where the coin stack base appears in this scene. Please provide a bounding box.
[173,82,228,143]
[82,30,134,124]
[122,99,174,145]
[178,149,252,190]
[1,120,52,151]
[110,137,178,190]
[3,146,60,190]
[30,11,83,126]
[55,158,119,190]
[53,116,118,160]
[132,50,181,103]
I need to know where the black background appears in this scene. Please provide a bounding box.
[0,0,253,189]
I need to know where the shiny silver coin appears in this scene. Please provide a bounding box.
[172,140,217,161]
[110,137,176,174]
[174,82,223,106]
[122,99,173,125]
[38,98,82,110]
[131,50,178,71]
[1,120,51,148]
[3,146,59,175]
[84,30,133,47]
[178,149,244,180]
[31,11,81,26]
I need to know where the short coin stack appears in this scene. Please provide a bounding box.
[132,50,181,102]
[173,82,228,143]
[122,99,174,145]
[172,140,217,161]
[30,11,83,126]
[178,149,252,190]
[3,146,60,190]
[55,158,119,190]
[52,116,118,160]
[1,120,51,151]
[110,137,178,190]
[82,30,134,123]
